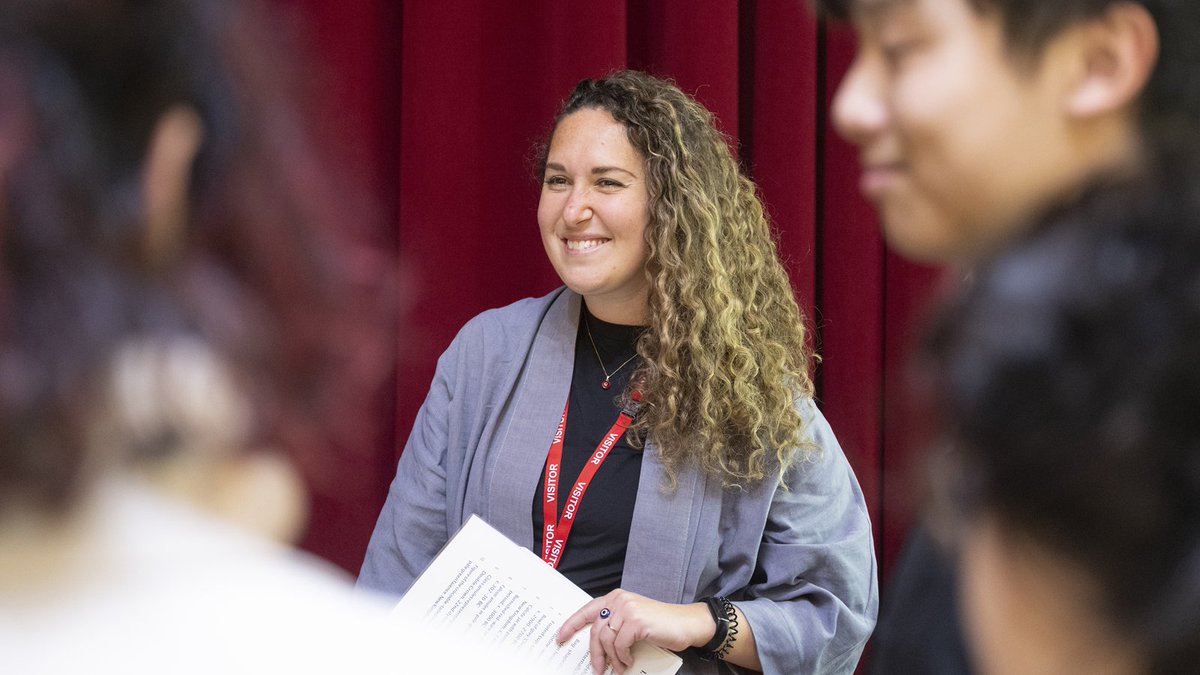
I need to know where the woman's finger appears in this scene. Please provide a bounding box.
[589,611,609,675]
[612,619,637,670]
[595,613,626,675]
[558,597,605,644]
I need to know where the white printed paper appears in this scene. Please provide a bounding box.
[391,515,682,675]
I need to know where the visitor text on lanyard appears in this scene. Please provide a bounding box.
[541,391,642,569]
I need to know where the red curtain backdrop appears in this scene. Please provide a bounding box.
[281,0,944,625]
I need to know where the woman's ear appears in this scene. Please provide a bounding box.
[141,105,204,265]
[1066,2,1159,119]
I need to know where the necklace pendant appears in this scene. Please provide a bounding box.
[601,379,612,390]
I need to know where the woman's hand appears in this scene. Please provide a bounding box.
[556,589,714,675]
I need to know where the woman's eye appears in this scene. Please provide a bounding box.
[543,175,569,188]
[597,178,625,190]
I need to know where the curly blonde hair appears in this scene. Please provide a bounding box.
[540,70,816,486]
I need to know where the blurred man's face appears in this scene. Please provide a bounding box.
[832,0,1125,264]
[959,520,1142,675]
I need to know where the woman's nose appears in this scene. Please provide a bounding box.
[563,185,593,224]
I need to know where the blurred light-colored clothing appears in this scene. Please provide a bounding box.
[0,477,400,674]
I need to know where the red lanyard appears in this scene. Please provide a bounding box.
[541,392,642,568]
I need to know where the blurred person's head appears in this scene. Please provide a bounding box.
[821,0,1198,264]
[923,179,1200,674]
[0,0,388,539]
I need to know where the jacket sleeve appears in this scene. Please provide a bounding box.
[734,401,879,674]
[355,331,462,597]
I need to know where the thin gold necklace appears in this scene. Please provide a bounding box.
[583,314,639,390]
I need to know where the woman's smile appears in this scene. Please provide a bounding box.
[564,237,611,253]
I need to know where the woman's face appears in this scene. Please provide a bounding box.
[538,107,651,325]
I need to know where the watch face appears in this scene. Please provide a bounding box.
[701,597,732,654]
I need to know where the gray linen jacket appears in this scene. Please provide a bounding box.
[359,288,878,674]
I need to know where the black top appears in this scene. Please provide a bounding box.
[532,303,644,597]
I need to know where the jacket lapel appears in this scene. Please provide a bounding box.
[487,290,578,551]
[622,442,712,603]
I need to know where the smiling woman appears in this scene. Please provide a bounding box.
[359,70,878,675]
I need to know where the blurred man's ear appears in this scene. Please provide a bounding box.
[1065,2,1159,119]
[142,106,204,266]
[148,450,309,544]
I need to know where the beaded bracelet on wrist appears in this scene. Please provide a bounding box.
[697,596,739,661]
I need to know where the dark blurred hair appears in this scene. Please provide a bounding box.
[0,0,390,513]
[924,174,1200,674]
[813,0,1200,165]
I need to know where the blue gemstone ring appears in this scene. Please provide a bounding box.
[599,608,611,620]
